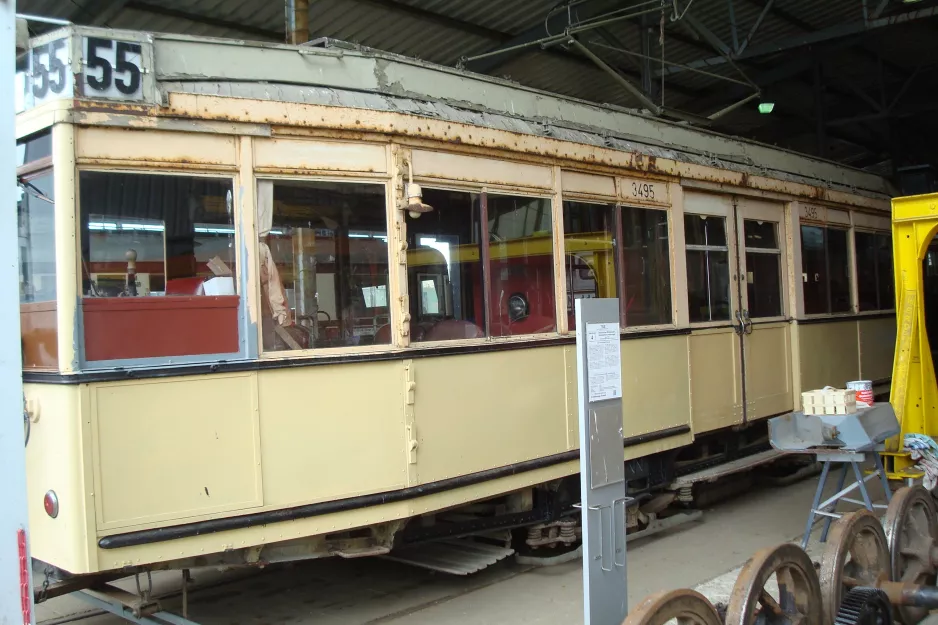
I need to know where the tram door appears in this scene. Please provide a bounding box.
[685,192,792,433]
[733,197,793,421]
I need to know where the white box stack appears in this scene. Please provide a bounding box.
[802,388,857,415]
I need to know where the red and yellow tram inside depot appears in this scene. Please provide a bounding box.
[16,25,896,577]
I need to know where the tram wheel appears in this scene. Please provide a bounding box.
[819,510,891,625]
[724,542,823,625]
[883,486,938,624]
[623,589,723,625]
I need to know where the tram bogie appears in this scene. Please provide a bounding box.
[16,25,895,579]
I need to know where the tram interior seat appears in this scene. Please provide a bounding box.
[165,277,206,296]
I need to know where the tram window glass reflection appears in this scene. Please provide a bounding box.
[801,225,852,315]
[744,220,783,318]
[406,188,485,342]
[685,214,730,323]
[258,180,390,351]
[488,194,555,336]
[18,173,56,304]
[79,172,238,362]
[623,206,671,326]
[18,168,58,370]
[856,231,894,311]
[563,201,617,327]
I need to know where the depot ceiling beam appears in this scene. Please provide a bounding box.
[355,0,511,42]
[124,1,282,40]
[67,0,128,26]
[740,0,907,76]
[657,6,938,77]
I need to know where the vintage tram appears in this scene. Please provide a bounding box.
[16,25,896,584]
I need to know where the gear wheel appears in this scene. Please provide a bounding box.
[834,588,893,625]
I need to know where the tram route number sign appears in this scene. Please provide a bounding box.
[19,34,149,112]
[82,37,145,100]
[586,322,622,402]
[21,36,73,109]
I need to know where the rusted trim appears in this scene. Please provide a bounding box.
[480,191,493,337]
[23,328,693,384]
[97,423,692,549]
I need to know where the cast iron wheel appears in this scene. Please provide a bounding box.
[623,589,723,625]
[819,510,891,625]
[883,486,938,624]
[724,543,823,625]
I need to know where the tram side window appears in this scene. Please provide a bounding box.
[855,231,894,311]
[407,188,486,342]
[563,202,672,327]
[622,206,671,326]
[488,194,556,336]
[563,201,617,327]
[685,214,731,323]
[258,180,390,351]
[744,220,783,318]
[801,225,852,315]
[18,160,57,369]
[79,172,239,362]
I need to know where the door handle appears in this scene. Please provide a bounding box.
[733,310,744,336]
[742,309,753,335]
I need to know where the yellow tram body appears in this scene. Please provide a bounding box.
[16,26,896,576]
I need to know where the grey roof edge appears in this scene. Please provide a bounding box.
[29,25,892,198]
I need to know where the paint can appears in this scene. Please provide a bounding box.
[847,380,874,405]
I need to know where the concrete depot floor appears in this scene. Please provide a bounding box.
[36,467,891,625]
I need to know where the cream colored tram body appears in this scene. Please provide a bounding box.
[16,26,896,577]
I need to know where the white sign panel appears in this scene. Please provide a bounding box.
[586,322,622,402]
[20,36,73,111]
[82,36,144,100]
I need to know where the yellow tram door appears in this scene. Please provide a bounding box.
[684,192,793,434]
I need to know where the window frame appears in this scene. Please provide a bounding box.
[253,173,398,358]
[74,166,247,370]
[853,227,895,314]
[683,201,738,329]
[407,179,559,347]
[561,193,677,333]
[799,221,856,318]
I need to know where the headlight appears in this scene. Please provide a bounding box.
[508,293,528,322]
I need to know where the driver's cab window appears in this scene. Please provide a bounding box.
[79,171,239,362]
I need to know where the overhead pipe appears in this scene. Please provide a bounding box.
[567,38,662,115]
[285,0,309,45]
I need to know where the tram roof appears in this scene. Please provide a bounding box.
[21,24,891,199]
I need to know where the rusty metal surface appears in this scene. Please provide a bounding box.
[725,542,823,625]
[818,510,890,625]
[624,588,723,625]
[883,485,938,624]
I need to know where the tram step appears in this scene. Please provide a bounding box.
[668,449,787,489]
[382,539,515,575]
